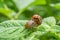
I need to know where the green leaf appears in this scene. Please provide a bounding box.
[0,8,16,19]
[0,14,8,23]
[37,17,60,33]
[42,17,56,26]
[13,0,34,10]
[25,31,46,40]
[0,20,27,39]
[0,17,60,40]
[13,0,46,10]
[50,25,60,32]
[54,3,60,10]
[13,0,35,19]
[13,0,46,19]
[34,0,46,5]
[0,8,16,22]
[40,31,59,40]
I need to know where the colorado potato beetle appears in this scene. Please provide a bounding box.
[25,14,42,29]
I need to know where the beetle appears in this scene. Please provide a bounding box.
[31,14,42,25]
[25,14,42,29]
[25,20,37,28]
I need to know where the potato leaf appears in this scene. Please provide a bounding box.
[0,17,60,40]
[0,20,27,39]
[42,17,56,26]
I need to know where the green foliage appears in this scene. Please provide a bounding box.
[0,17,60,40]
[0,0,60,21]
[0,0,60,40]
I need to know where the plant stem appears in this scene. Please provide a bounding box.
[15,9,23,19]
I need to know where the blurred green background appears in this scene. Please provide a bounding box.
[0,0,60,25]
